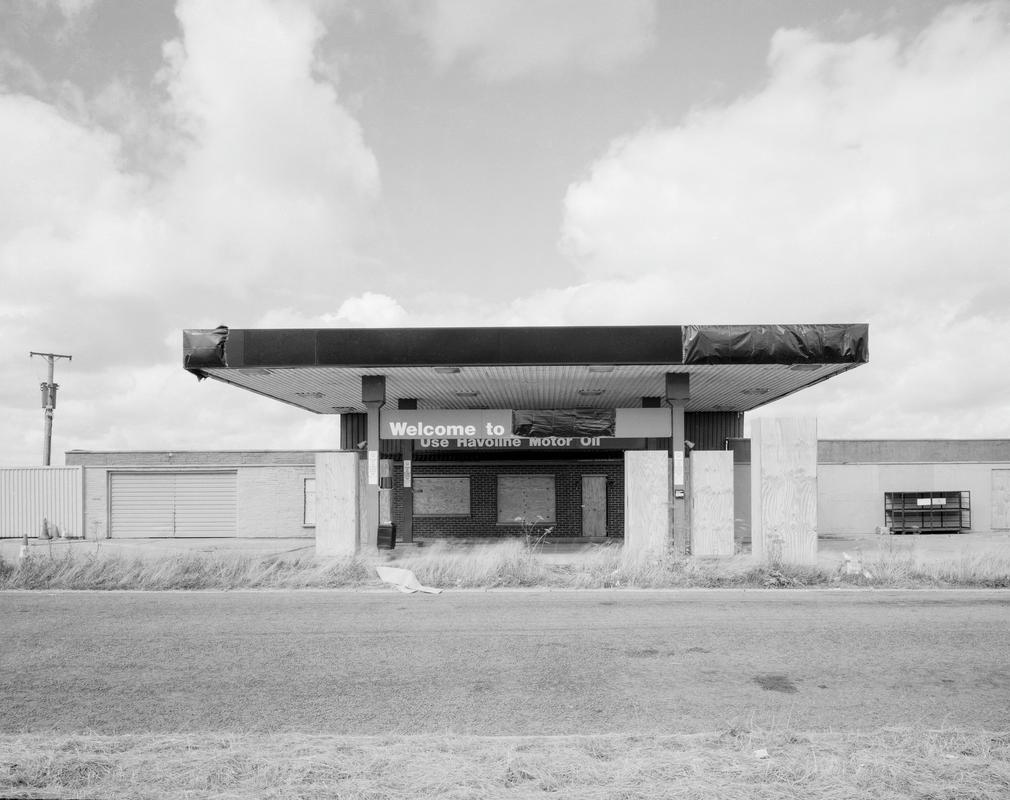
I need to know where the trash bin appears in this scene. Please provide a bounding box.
[377,523,397,550]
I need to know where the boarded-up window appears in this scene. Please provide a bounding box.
[414,476,470,516]
[498,475,555,524]
[304,478,316,526]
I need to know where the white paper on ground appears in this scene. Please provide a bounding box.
[375,565,443,594]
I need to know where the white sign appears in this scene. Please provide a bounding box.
[673,451,685,486]
[367,450,379,485]
[403,459,412,488]
[381,408,672,440]
[381,409,512,439]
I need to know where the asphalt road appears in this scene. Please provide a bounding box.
[2,590,1008,734]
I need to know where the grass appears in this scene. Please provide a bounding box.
[1,728,1007,799]
[1,538,1008,591]
[0,549,374,590]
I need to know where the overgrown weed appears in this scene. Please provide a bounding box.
[1,539,1008,591]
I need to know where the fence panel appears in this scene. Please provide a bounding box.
[0,467,84,539]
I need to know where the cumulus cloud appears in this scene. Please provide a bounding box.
[562,3,1010,306]
[405,0,656,80]
[19,0,97,19]
[158,0,380,297]
[258,292,409,327]
[0,0,379,463]
[544,2,1010,437]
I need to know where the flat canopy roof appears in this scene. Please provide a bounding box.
[182,323,868,414]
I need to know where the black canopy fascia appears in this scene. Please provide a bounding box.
[184,323,868,375]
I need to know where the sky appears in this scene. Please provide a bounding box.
[1,0,1009,466]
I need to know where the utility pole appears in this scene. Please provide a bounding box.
[30,351,72,466]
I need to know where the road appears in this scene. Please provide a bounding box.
[2,590,1007,734]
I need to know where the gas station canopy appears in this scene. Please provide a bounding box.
[182,323,868,414]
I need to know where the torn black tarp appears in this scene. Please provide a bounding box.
[183,326,229,378]
[512,409,616,438]
[683,324,868,365]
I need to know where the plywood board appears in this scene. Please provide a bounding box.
[413,476,470,516]
[734,463,751,544]
[624,451,670,557]
[691,451,735,557]
[582,475,607,537]
[315,452,359,557]
[751,417,818,565]
[498,475,556,524]
[992,469,1010,530]
[357,459,368,548]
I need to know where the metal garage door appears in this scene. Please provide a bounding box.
[110,472,237,538]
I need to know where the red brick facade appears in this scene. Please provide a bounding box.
[389,459,624,538]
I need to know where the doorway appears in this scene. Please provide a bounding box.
[582,475,607,537]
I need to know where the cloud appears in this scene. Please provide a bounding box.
[52,0,96,16]
[405,0,656,80]
[0,0,380,464]
[539,2,1010,437]
[158,0,380,298]
[562,3,1010,306]
[258,292,409,327]
[18,0,97,19]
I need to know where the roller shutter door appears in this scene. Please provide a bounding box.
[110,472,237,538]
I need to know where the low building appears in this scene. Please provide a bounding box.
[53,439,1010,548]
[179,323,870,560]
[7,324,1007,553]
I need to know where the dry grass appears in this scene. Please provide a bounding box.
[1,728,1007,799]
[391,538,550,587]
[838,551,1010,589]
[0,539,1008,591]
[0,550,375,591]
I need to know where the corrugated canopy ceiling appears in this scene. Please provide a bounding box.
[183,324,868,414]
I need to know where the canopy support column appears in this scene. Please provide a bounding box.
[667,373,690,555]
[362,375,386,551]
[398,398,417,543]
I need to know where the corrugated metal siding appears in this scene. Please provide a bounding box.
[340,413,404,457]
[174,473,236,537]
[686,412,744,451]
[110,473,174,538]
[203,362,855,414]
[341,413,367,450]
[109,472,236,538]
[0,467,83,539]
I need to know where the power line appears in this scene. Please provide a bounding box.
[29,351,72,466]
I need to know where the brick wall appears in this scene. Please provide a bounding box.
[238,466,315,538]
[81,464,315,539]
[67,451,322,467]
[391,460,624,538]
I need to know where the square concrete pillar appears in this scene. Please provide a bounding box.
[315,452,361,558]
[751,417,818,565]
[624,451,671,558]
[690,451,735,557]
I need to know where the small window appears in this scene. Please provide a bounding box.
[303,478,316,526]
